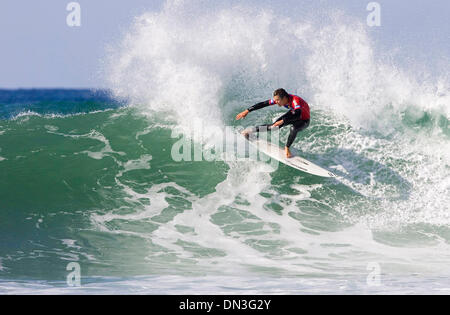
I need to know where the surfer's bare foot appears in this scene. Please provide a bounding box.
[285,147,292,158]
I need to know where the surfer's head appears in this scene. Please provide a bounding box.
[273,88,290,106]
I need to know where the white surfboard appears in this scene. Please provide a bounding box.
[246,136,336,178]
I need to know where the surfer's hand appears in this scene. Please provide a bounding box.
[236,110,249,120]
[272,120,284,128]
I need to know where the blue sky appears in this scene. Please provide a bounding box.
[1,0,448,88]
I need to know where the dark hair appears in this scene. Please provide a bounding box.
[273,88,289,99]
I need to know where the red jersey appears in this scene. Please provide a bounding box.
[269,94,310,120]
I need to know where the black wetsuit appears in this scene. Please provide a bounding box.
[247,98,310,148]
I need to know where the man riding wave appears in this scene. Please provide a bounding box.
[235,88,310,158]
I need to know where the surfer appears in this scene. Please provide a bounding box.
[235,88,310,158]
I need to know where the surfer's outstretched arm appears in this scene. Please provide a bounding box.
[246,100,273,112]
[235,100,274,120]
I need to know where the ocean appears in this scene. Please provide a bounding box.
[1,1,449,294]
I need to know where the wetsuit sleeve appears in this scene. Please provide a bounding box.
[282,108,302,124]
[247,99,275,112]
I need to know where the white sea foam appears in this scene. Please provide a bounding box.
[2,274,450,295]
